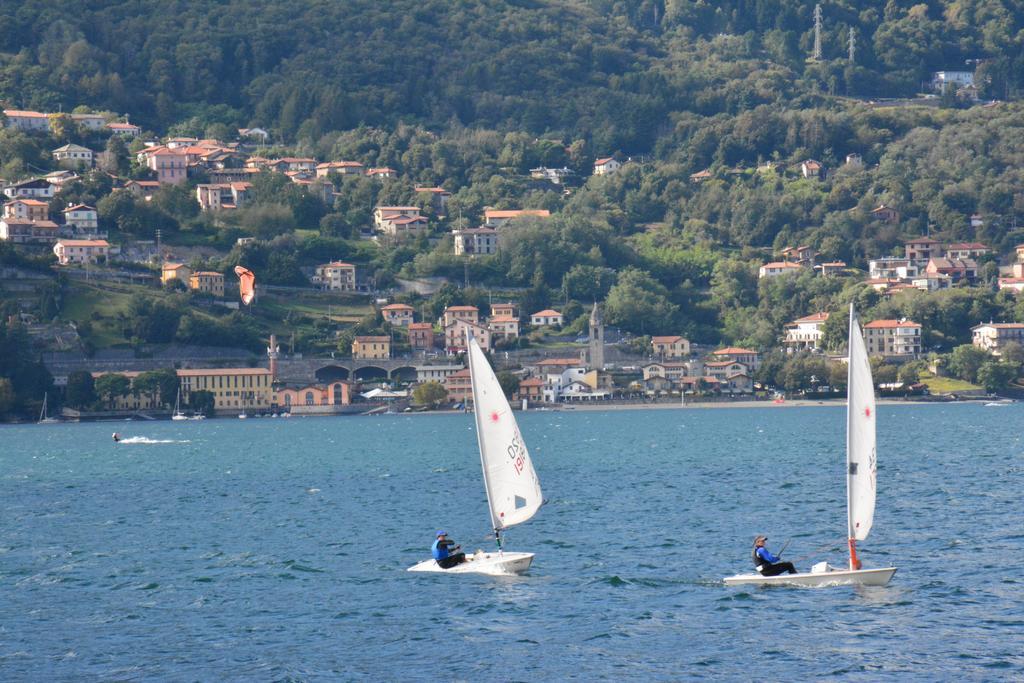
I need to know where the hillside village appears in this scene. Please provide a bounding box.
[3,87,1024,418]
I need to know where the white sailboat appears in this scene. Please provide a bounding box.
[171,387,188,421]
[408,330,543,576]
[724,305,897,587]
[38,392,59,424]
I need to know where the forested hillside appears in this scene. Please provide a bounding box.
[3,0,1024,144]
[3,0,1024,419]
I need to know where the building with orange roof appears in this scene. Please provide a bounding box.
[515,377,546,402]
[107,122,141,137]
[196,182,251,211]
[444,367,473,404]
[161,262,192,285]
[189,271,225,297]
[53,239,111,265]
[313,261,356,291]
[444,318,491,353]
[863,319,921,358]
[62,204,99,235]
[488,315,520,341]
[651,335,691,359]
[483,209,550,229]
[177,367,273,413]
[414,186,451,214]
[972,322,1024,355]
[408,322,436,351]
[353,336,390,360]
[0,218,59,243]
[758,261,804,278]
[273,382,350,412]
[530,309,563,327]
[381,303,415,327]
[710,347,760,370]
[316,161,365,177]
[784,312,830,353]
[593,157,621,176]
[441,305,479,327]
[143,146,187,184]
[2,109,50,132]
[998,277,1024,293]
[3,198,49,222]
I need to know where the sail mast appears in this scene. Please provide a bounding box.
[846,304,877,569]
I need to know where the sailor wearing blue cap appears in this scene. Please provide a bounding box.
[431,531,467,569]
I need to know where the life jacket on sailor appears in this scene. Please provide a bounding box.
[752,547,767,574]
[432,539,449,561]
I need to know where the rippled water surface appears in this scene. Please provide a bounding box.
[2,404,1023,680]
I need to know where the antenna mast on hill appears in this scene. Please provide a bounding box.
[848,27,856,62]
[813,4,823,61]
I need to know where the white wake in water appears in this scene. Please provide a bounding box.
[116,437,191,444]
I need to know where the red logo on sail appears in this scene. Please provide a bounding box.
[490,411,500,422]
[864,407,871,418]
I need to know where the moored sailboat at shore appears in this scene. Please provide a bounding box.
[38,392,60,424]
[408,330,542,576]
[724,304,897,588]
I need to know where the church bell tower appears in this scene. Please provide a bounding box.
[588,303,604,370]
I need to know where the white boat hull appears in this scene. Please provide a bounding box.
[407,551,534,576]
[723,566,896,587]
[171,415,188,421]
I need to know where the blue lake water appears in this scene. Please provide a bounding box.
[1,404,1022,680]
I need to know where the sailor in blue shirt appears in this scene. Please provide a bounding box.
[752,535,797,576]
[432,531,467,569]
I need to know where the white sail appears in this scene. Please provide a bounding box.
[466,332,542,531]
[846,304,877,542]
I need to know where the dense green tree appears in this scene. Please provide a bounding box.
[94,373,131,410]
[65,370,96,408]
[604,268,679,335]
[978,361,1018,394]
[946,344,990,384]
[413,381,448,408]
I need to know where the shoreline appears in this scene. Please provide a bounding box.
[5,397,1006,424]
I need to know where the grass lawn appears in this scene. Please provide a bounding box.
[62,282,138,346]
[918,372,980,393]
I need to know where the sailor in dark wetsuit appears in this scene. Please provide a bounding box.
[752,535,797,576]
[432,531,467,569]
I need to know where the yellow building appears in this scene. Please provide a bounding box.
[90,371,162,410]
[189,271,225,297]
[177,368,272,413]
[352,335,390,360]
[161,262,192,285]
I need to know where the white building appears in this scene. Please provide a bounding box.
[453,227,498,256]
[52,144,93,168]
[933,71,975,93]
[758,261,804,278]
[53,239,111,265]
[313,261,356,291]
[3,109,50,132]
[784,312,829,353]
[593,157,621,176]
[869,257,918,281]
[61,204,101,237]
[416,365,465,383]
[972,323,1024,355]
[530,309,564,327]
